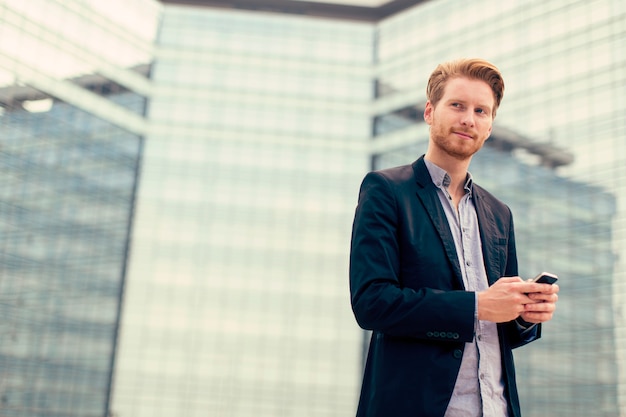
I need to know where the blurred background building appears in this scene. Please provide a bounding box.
[0,0,158,416]
[1,0,625,416]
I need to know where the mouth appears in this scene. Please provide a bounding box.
[453,131,474,140]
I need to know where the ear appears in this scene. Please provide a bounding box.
[424,101,433,125]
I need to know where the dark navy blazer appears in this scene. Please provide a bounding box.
[349,156,540,417]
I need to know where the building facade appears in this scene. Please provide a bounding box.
[373,1,626,415]
[2,0,626,416]
[0,0,157,415]
[109,5,372,416]
[111,1,626,416]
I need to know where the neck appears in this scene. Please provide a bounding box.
[424,150,471,187]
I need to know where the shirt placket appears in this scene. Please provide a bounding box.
[427,163,508,417]
[459,195,507,417]
[460,194,488,416]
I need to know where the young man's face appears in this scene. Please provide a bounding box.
[424,76,495,161]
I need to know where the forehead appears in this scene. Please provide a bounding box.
[442,77,495,107]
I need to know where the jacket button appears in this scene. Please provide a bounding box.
[453,349,463,359]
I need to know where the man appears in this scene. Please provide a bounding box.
[349,58,559,417]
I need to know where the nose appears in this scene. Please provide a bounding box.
[460,111,475,127]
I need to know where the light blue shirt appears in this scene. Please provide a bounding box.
[425,160,508,417]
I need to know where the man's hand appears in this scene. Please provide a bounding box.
[477,276,559,323]
[519,281,559,324]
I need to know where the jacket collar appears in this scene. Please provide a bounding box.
[412,156,465,286]
[411,155,499,286]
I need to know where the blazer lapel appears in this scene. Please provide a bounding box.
[412,158,465,288]
[472,188,500,286]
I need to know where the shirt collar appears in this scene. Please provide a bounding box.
[424,159,474,195]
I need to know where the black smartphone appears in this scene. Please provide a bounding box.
[532,272,558,284]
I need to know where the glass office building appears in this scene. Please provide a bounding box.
[373,2,626,415]
[2,0,626,416]
[0,0,157,415]
[109,5,372,417]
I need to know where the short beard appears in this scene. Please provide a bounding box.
[430,128,483,161]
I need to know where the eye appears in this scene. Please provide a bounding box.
[475,107,490,116]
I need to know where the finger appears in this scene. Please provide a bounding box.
[528,292,558,302]
[522,282,558,294]
[522,312,553,323]
[520,311,545,324]
[518,282,544,294]
[524,301,555,313]
[533,284,559,294]
[521,293,540,305]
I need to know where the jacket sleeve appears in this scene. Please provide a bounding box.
[349,171,476,343]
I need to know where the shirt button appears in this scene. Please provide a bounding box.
[477,335,482,341]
